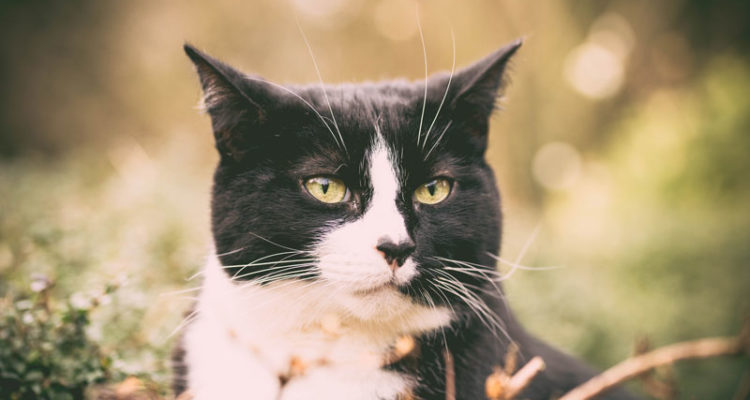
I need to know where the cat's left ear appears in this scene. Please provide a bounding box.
[447,39,522,150]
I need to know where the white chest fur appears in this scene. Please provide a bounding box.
[183,256,452,400]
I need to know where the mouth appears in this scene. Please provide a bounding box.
[353,281,397,296]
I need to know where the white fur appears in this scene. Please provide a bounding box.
[183,140,452,399]
[184,256,451,399]
[317,139,418,316]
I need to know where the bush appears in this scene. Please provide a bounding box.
[0,276,122,400]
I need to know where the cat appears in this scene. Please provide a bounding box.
[173,40,638,400]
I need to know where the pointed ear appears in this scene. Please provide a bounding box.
[447,39,522,151]
[184,43,272,162]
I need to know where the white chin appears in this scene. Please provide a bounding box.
[338,286,412,321]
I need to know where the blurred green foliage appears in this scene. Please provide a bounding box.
[0,279,121,399]
[1,0,749,398]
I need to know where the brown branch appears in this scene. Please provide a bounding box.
[505,356,546,399]
[486,356,546,400]
[559,335,747,400]
[444,348,456,400]
[504,343,519,376]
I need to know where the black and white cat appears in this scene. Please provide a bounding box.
[174,41,637,400]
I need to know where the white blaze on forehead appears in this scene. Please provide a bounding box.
[366,139,409,244]
[314,135,430,319]
[314,136,414,294]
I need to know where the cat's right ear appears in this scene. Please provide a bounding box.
[184,44,275,162]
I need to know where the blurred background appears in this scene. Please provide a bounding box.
[1,0,748,398]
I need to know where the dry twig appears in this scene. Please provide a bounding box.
[559,326,750,400]
[486,353,546,400]
[444,348,456,400]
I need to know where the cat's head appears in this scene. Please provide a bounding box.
[186,40,520,322]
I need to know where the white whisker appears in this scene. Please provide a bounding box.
[433,256,505,279]
[160,286,202,297]
[226,249,313,279]
[186,270,203,282]
[224,257,316,270]
[438,270,501,296]
[220,250,310,269]
[233,263,317,282]
[435,278,500,340]
[424,286,452,354]
[295,17,347,154]
[230,253,305,278]
[231,259,317,280]
[423,120,453,161]
[488,224,547,281]
[215,246,246,257]
[415,6,428,147]
[168,309,199,340]
[245,231,308,253]
[435,275,511,343]
[422,28,456,149]
[243,77,341,152]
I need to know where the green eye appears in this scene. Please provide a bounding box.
[414,178,451,205]
[304,176,349,203]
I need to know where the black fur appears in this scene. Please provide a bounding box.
[176,41,638,399]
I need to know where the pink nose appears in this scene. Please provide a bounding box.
[376,238,416,271]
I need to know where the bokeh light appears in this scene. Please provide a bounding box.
[291,0,363,28]
[563,13,634,99]
[373,0,418,42]
[532,142,582,191]
[564,42,625,99]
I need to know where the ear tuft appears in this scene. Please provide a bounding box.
[183,43,263,115]
[184,43,270,162]
[451,39,523,118]
[437,39,522,155]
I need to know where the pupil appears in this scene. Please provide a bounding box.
[321,180,329,194]
[427,182,436,196]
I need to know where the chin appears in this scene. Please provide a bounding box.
[337,286,406,321]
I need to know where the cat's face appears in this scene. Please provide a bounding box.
[186,41,520,321]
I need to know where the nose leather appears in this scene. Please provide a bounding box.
[376,238,416,270]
